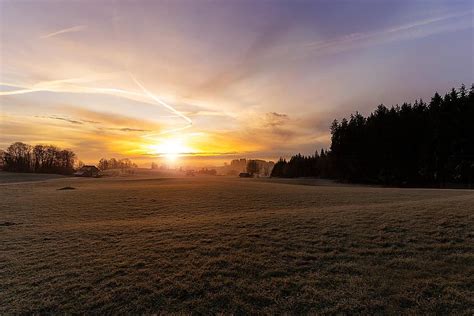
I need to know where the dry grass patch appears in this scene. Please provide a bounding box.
[1,177,473,314]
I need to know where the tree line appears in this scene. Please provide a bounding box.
[270,150,332,179]
[0,142,76,175]
[98,158,137,171]
[272,84,474,187]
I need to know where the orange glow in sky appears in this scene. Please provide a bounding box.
[1,1,472,166]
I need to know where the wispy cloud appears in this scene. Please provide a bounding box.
[40,25,87,39]
[196,19,291,94]
[108,127,151,133]
[301,10,473,57]
[264,112,289,127]
[36,114,101,125]
[35,113,153,134]
[0,73,193,137]
[35,115,84,125]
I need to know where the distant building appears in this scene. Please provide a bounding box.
[253,159,275,177]
[218,158,275,177]
[231,159,247,173]
[74,165,100,177]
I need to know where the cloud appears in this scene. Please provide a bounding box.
[81,119,101,124]
[2,3,471,164]
[0,73,193,136]
[40,25,87,39]
[33,112,152,134]
[68,108,160,131]
[34,114,102,125]
[35,115,84,125]
[109,127,151,133]
[264,112,289,127]
[196,19,291,94]
[300,10,473,58]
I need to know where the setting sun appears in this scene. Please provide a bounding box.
[147,137,194,161]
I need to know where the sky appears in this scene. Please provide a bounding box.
[0,0,473,166]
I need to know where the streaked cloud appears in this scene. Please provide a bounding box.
[109,127,151,133]
[300,10,473,58]
[35,115,91,125]
[40,25,87,39]
[264,112,289,127]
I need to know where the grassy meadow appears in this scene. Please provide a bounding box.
[1,173,473,314]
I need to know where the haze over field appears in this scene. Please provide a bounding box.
[1,0,473,165]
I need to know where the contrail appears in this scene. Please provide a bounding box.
[0,74,193,136]
[129,74,192,136]
[40,25,87,39]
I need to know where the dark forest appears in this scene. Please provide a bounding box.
[271,84,474,187]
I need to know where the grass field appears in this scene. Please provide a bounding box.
[0,171,67,184]
[1,173,473,314]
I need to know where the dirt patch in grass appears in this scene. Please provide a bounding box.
[0,221,19,227]
[57,186,76,190]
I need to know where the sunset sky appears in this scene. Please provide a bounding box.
[1,0,473,166]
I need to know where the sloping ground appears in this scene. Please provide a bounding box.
[1,177,473,314]
[0,171,67,184]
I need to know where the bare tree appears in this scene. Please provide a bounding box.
[2,142,76,174]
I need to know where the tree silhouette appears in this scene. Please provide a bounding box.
[272,84,474,188]
[98,158,137,170]
[1,142,76,175]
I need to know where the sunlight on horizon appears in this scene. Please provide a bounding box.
[147,136,195,161]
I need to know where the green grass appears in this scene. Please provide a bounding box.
[1,176,473,314]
